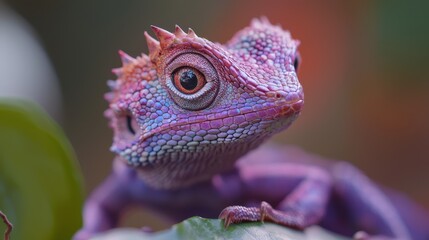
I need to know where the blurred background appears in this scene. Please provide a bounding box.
[1,0,428,229]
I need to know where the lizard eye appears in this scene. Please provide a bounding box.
[165,53,219,111]
[172,67,206,94]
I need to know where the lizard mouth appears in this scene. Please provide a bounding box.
[111,98,303,165]
[137,98,303,147]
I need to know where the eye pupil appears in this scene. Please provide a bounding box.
[172,67,206,95]
[180,70,198,90]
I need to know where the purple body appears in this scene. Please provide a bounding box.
[74,18,429,240]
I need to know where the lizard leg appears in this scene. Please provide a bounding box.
[332,163,412,240]
[219,165,332,230]
[73,160,136,240]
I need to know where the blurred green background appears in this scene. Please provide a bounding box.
[0,101,83,238]
[1,0,428,230]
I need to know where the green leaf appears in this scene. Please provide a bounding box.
[92,217,351,240]
[0,100,84,240]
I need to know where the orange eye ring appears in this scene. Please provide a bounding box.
[172,67,206,94]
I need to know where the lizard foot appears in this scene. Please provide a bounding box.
[219,205,261,227]
[219,201,305,230]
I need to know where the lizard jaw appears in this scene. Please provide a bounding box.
[138,98,303,145]
[109,97,303,188]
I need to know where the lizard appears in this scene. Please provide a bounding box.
[74,18,429,240]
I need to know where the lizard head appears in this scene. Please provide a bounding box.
[105,17,303,189]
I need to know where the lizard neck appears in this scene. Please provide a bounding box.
[133,137,265,189]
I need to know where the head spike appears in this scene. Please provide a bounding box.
[174,25,187,38]
[294,40,301,48]
[104,92,114,102]
[251,16,272,28]
[259,16,270,24]
[107,79,118,90]
[118,50,135,65]
[111,67,123,77]
[251,18,262,28]
[150,25,175,48]
[144,31,161,59]
[187,28,197,38]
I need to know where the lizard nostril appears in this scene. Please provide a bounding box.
[285,92,300,102]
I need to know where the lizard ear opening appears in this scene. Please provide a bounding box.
[114,110,141,146]
[293,53,301,73]
[126,114,136,135]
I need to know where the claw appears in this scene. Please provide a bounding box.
[224,216,232,228]
[219,205,260,228]
[260,201,272,223]
[219,207,233,228]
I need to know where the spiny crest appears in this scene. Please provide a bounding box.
[249,16,286,35]
[187,28,197,38]
[112,50,135,77]
[118,50,135,65]
[248,17,299,49]
[106,79,118,91]
[111,67,123,77]
[174,25,186,38]
[104,79,118,103]
[251,16,272,28]
[144,31,160,61]
[144,24,203,62]
[151,25,175,48]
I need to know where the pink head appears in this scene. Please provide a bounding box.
[105,18,303,188]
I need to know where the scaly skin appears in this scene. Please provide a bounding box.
[74,18,429,240]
